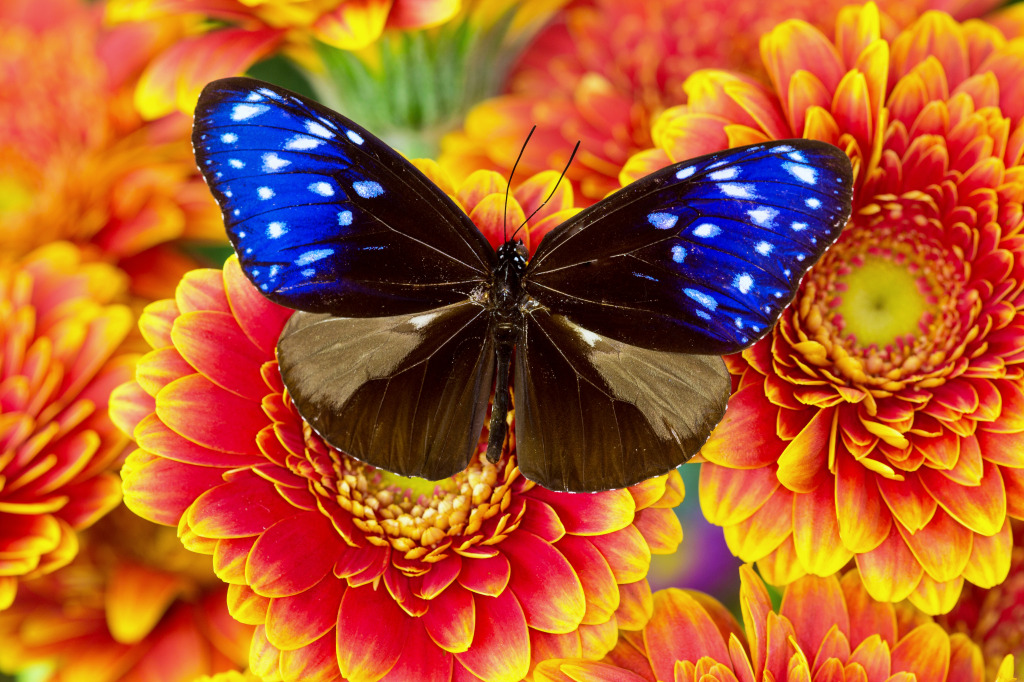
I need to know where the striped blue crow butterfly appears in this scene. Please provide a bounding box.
[192,77,854,492]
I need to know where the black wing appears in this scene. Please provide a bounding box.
[514,309,730,492]
[523,140,854,354]
[277,302,496,480]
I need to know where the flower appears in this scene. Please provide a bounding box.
[440,0,1002,206]
[0,243,134,610]
[0,0,224,299]
[534,565,1017,681]
[110,162,684,682]
[0,507,253,682]
[106,0,463,120]
[623,3,1024,615]
[937,521,1024,679]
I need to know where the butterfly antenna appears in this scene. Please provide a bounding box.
[512,140,581,241]
[504,126,537,243]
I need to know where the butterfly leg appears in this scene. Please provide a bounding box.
[484,339,514,463]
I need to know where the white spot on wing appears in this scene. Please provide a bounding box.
[676,166,696,179]
[262,153,290,172]
[693,223,720,238]
[338,210,353,226]
[228,159,245,169]
[792,221,808,231]
[257,186,274,200]
[295,249,334,265]
[305,120,335,138]
[409,312,439,329]
[648,212,678,230]
[719,183,756,198]
[267,222,287,238]
[220,132,238,144]
[308,181,335,197]
[806,198,821,209]
[784,161,817,184]
[734,273,754,294]
[755,240,773,255]
[346,129,365,145]
[671,245,686,263]
[285,135,323,150]
[231,103,269,121]
[684,288,717,310]
[577,327,601,346]
[353,180,384,198]
[748,207,779,227]
[709,167,739,180]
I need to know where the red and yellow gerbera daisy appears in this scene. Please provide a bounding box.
[624,3,1024,614]
[110,163,683,682]
[440,0,1002,206]
[535,565,1016,681]
[0,507,252,682]
[0,243,134,609]
[0,0,223,299]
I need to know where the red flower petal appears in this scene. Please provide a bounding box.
[896,509,972,583]
[502,531,586,633]
[121,450,225,526]
[529,486,635,535]
[702,384,787,467]
[919,457,1006,536]
[642,589,731,678]
[587,527,651,584]
[246,512,339,597]
[422,583,475,653]
[223,257,294,355]
[555,534,619,625]
[855,526,924,603]
[171,311,269,400]
[889,624,950,682]
[379,622,453,682]
[155,374,264,455]
[835,450,891,553]
[278,630,338,682]
[792,483,852,576]
[337,584,409,682]
[454,589,530,682]
[780,574,850,660]
[188,471,298,538]
[457,553,510,597]
[265,572,337,647]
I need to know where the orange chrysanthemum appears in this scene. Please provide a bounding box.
[110,163,683,682]
[0,507,252,682]
[440,0,1002,206]
[623,3,1024,614]
[0,243,135,609]
[938,521,1024,678]
[535,566,1017,681]
[0,0,223,299]
[106,0,462,120]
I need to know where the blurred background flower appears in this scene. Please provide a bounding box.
[0,0,224,300]
[624,2,1024,616]
[0,507,252,682]
[535,565,1017,681]
[439,0,1004,206]
[0,244,133,612]
[109,164,685,682]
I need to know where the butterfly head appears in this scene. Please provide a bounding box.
[497,239,529,275]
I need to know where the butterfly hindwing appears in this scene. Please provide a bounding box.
[523,140,854,355]
[277,302,496,480]
[514,309,731,492]
[192,77,495,316]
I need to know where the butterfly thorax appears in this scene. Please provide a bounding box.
[491,239,530,338]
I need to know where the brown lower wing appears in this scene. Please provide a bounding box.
[277,301,496,481]
[513,308,730,492]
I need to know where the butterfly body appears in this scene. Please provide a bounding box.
[193,77,854,492]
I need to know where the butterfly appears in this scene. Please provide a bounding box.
[192,77,854,492]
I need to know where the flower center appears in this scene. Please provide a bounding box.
[797,220,967,387]
[297,420,522,562]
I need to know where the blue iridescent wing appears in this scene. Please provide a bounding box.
[523,140,854,355]
[192,77,495,316]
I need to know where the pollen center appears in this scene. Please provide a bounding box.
[833,253,929,348]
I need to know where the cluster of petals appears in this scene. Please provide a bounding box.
[440,0,1002,206]
[624,3,1024,614]
[0,0,224,298]
[534,565,1016,682]
[0,243,134,609]
[110,162,685,682]
[0,507,252,682]
[104,0,463,120]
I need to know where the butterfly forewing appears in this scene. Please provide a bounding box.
[514,309,731,491]
[192,77,495,316]
[524,140,854,355]
[277,302,496,480]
